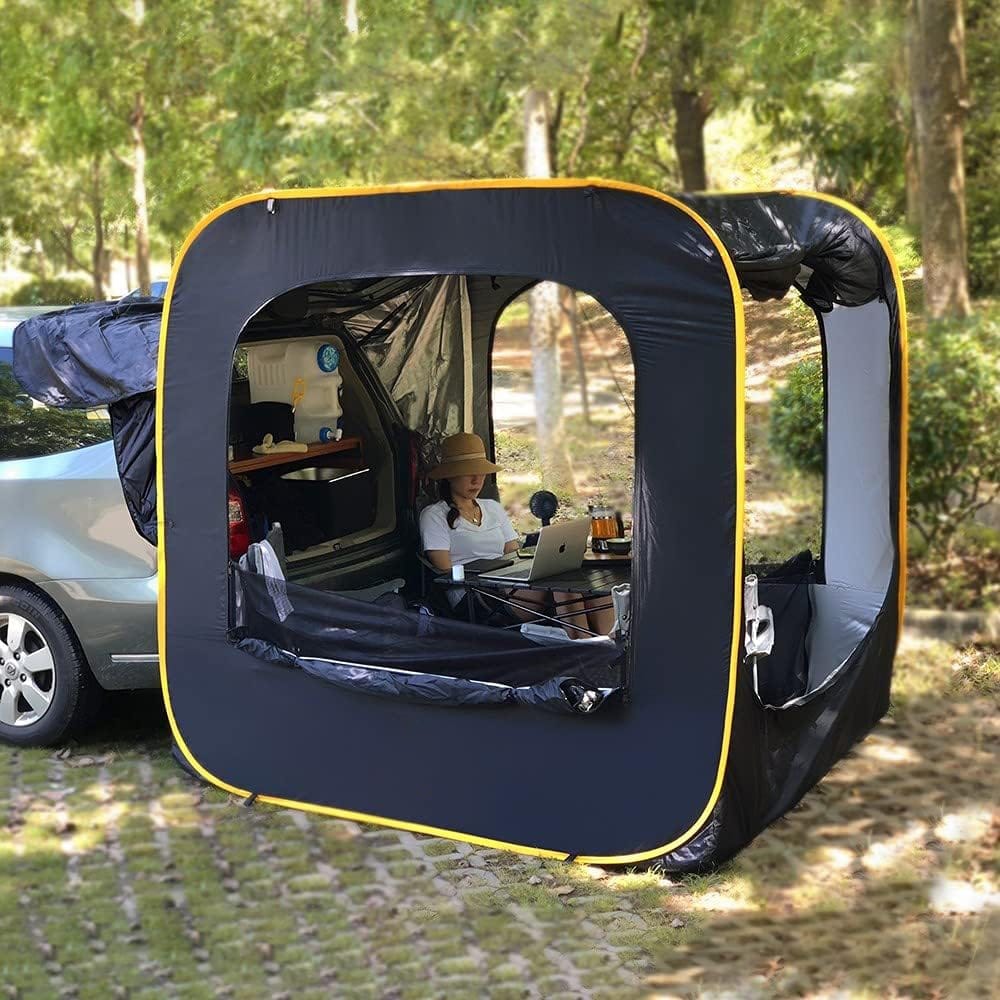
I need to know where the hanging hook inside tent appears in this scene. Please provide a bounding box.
[743,575,775,658]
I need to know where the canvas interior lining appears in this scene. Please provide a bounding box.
[334,275,473,443]
[822,300,893,593]
[236,333,398,563]
[754,297,893,709]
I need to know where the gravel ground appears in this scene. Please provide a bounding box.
[1,635,996,999]
[2,292,996,998]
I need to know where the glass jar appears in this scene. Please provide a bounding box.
[589,505,618,551]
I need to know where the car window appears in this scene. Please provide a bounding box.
[0,347,113,461]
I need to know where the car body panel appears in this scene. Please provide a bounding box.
[36,577,160,689]
[0,442,156,579]
[1,313,159,689]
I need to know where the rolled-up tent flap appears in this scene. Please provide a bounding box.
[233,568,624,713]
[13,299,163,544]
[12,299,161,408]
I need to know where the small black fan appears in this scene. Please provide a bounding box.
[528,490,558,526]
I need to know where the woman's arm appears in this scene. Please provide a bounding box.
[496,501,522,556]
[420,504,452,572]
[425,549,452,572]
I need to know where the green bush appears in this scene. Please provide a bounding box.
[908,311,1000,554]
[771,309,1000,556]
[6,277,94,306]
[882,224,921,275]
[769,358,824,478]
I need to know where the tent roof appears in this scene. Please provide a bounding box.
[12,187,898,414]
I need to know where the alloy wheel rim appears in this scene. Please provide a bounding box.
[0,613,56,727]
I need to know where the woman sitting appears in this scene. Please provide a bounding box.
[419,433,613,637]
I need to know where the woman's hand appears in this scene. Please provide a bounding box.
[503,539,521,555]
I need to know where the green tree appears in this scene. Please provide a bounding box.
[744,0,909,215]
[0,0,248,294]
[643,0,739,191]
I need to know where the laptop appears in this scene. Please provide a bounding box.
[478,518,590,584]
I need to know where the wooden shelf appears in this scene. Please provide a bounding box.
[228,436,363,474]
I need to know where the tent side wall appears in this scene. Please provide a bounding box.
[157,181,747,863]
[669,192,906,869]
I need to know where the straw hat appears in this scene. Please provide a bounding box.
[427,432,500,480]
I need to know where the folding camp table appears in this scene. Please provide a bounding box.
[436,564,630,635]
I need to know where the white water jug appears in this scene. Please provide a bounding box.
[246,337,345,444]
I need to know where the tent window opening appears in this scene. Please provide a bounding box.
[742,289,894,710]
[225,275,627,715]
[491,284,636,549]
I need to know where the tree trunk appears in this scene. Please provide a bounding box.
[343,0,358,35]
[529,280,574,494]
[130,90,152,296]
[90,156,106,300]
[61,224,76,271]
[524,88,574,494]
[905,136,921,232]
[123,223,132,292]
[911,0,971,318]
[561,286,590,425]
[672,88,709,191]
[903,14,921,232]
[33,239,48,279]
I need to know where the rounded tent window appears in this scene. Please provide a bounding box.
[742,285,895,709]
[491,284,635,559]
[225,274,629,716]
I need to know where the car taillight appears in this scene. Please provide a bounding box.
[228,487,251,559]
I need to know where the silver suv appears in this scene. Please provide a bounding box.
[0,307,158,747]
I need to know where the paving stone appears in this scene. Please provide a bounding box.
[1,638,994,999]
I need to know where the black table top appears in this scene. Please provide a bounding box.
[434,563,630,598]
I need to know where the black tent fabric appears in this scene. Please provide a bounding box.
[13,181,904,867]
[159,182,746,864]
[13,298,163,544]
[109,391,158,544]
[13,298,161,407]
[234,568,624,713]
[682,193,897,318]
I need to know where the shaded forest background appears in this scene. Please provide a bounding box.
[0,0,994,304]
[0,0,996,604]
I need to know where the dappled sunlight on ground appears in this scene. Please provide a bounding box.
[0,640,994,997]
[1,296,996,995]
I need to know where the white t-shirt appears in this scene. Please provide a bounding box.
[420,499,520,566]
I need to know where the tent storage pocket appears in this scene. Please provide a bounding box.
[231,567,624,713]
[747,552,815,708]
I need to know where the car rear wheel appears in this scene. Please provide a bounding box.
[0,586,102,747]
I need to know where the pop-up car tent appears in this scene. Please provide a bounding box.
[14,180,906,867]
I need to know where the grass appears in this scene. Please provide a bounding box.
[5,632,996,999]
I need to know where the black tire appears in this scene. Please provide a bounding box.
[0,585,103,748]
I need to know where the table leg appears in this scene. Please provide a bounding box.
[472,588,599,636]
